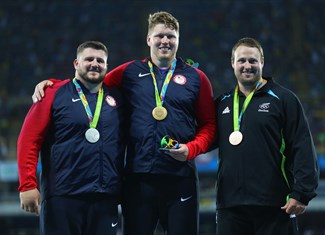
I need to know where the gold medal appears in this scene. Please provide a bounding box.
[229,131,243,146]
[152,106,168,120]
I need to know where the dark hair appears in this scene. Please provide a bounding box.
[148,11,179,34]
[76,41,108,57]
[231,37,264,62]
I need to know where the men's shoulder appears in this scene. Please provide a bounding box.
[112,59,148,73]
[121,59,152,80]
[112,60,137,71]
[217,90,233,102]
[214,91,233,113]
[44,78,71,97]
[266,79,299,101]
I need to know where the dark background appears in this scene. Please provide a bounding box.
[0,0,324,234]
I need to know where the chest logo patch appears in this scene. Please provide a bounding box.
[138,72,150,77]
[258,103,270,112]
[173,75,187,85]
[105,95,117,107]
[222,106,231,114]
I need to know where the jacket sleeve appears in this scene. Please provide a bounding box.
[282,90,319,205]
[17,81,68,192]
[186,70,217,160]
[103,61,134,88]
[49,78,69,83]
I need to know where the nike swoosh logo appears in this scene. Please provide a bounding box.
[138,72,151,77]
[72,98,81,102]
[111,222,118,227]
[181,196,192,202]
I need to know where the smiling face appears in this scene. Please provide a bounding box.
[231,45,264,90]
[147,23,179,69]
[74,47,108,84]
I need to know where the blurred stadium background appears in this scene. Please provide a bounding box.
[0,0,325,234]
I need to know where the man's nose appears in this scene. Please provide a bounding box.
[90,59,99,66]
[243,61,252,68]
[161,35,169,43]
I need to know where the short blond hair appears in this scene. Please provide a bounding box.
[231,37,264,62]
[148,11,179,34]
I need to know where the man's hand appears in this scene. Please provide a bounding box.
[20,188,41,216]
[32,80,53,103]
[281,198,306,215]
[165,144,188,162]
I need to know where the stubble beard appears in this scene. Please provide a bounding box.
[78,68,106,84]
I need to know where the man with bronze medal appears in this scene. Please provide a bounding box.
[214,37,318,235]
[229,79,262,146]
[18,41,126,235]
[31,12,216,235]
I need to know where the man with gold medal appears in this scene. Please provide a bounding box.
[149,57,176,121]
[214,37,318,235]
[31,12,216,235]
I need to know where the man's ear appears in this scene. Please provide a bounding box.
[73,59,78,69]
[146,35,151,47]
[231,59,235,69]
[260,57,265,68]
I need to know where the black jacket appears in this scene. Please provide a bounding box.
[215,77,319,209]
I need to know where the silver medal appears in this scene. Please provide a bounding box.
[85,128,100,143]
[229,131,243,146]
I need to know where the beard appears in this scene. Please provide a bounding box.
[81,73,105,84]
[237,67,261,86]
[77,67,106,84]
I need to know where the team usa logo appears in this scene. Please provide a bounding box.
[105,95,117,107]
[173,75,187,85]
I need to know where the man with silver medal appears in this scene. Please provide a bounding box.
[17,41,126,235]
[30,12,216,235]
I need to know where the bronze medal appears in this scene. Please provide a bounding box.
[85,128,100,143]
[152,106,168,120]
[229,131,243,146]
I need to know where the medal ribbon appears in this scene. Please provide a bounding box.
[233,79,263,131]
[148,59,177,107]
[73,78,103,129]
